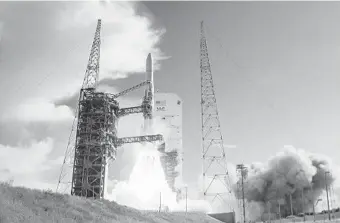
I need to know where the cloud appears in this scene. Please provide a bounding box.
[192,146,340,218]
[232,146,340,220]
[0,99,73,149]
[1,98,74,123]
[0,1,166,106]
[0,138,53,175]
[57,1,166,80]
[0,138,62,190]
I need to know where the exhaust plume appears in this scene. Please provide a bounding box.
[106,117,212,213]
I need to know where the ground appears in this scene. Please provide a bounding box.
[259,213,340,223]
[0,182,222,223]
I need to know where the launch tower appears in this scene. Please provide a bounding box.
[57,19,165,199]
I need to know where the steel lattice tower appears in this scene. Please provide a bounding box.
[70,19,117,199]
[82,19,101,90]
[57,20,103,196]
[200,21,232,210]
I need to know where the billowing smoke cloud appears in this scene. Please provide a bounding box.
[108,143,213,213]
[104,115,213,213]
[108,143,178,210]
[233,146,339,220]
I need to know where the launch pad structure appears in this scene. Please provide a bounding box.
[57,19,167,199]
[57,18,234,209]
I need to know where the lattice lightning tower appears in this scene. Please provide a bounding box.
[200,21,233,210]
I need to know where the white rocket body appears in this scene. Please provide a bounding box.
[146,53,154,88]
[143,53,154,133]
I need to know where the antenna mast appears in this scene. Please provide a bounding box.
[200,21,233,211]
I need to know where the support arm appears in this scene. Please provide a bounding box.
[117,106,143,117]
[114,134,164,147]
[110,81,151,99]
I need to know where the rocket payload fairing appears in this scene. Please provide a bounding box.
[143,53,154,132]
[146,53,153,86]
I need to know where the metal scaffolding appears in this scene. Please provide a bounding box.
[71,90,118,198]
[57,19,165,199]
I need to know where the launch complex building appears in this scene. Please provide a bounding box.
[57,19,183,199]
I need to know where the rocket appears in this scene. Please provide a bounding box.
[146,53,154,89]
[143,53,154,132]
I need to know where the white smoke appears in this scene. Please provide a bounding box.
[233,146,340,221]
[106,117,213,213]
[108,143,178,210]
[107,143,212,212]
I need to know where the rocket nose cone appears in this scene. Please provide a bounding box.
[146,53,152,72]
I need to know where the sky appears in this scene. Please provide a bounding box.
[143,1,340,184]
[0,1,340,201]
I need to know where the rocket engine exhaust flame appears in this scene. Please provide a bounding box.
[232,146,338,220]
